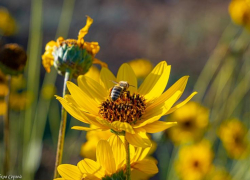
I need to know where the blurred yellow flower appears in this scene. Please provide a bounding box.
[167,102,209,144]
[80,126,113,160]
[218,118,248,159]
[128,59,153,79]
[206,167,232,180]
[229,0,250,29]
[0,7,16,36]
[56,61,197,148]
[42,16,106,78]
[175,141,213,180]
[55,136,158,180]
[0,101,7,115]
[41,84,57,100]
[9,92,32,111]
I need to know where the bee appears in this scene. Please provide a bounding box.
[110,81,133,101]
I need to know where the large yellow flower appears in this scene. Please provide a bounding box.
[218,118,248,159]
[175,141,213,180]
[55,136,158,180]
[229,0,250,29]
[56,61,197,147]
[167,102,209,144]
[42,16,106,77]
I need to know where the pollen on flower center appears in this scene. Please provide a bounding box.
[99,91,146,124]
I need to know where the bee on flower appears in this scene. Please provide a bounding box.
[218,118,249,159]
[42,16,107,79]
[55,136,158,180]
[56,61,197,148]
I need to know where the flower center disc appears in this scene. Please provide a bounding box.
[99,91,146,124]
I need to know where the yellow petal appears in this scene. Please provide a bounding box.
[111,121,135,134]
[57,164,82,180]
[77,159,105,179]
[55,95,90,124]
[78,16,93,41]
[108,135,126,170]
[96,140,116,175]
[132,146,151,163]
[147,76,189,111]
[135,91,182,128]
[125,128,151,148]
[67,81,99,115]
[84,66,100,82]
[71,126,104,131]
[142,121,177,133]
[132,159,158,174]
[77,75,108,103]
[99,67,117,91]
[117,63,137,94]
[165,92,197,115]
[138,61,171,102]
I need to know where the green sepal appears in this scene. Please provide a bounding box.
[110,129,125,136]
[102,170,126,180]
[0,62,23,76]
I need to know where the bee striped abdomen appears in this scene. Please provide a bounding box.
[111,86,123,101]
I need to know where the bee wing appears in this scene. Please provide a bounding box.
[110,80,119,84]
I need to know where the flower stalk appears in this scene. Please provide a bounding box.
[125,136,131,180]
[54,69,72,178]
[3,75,11,175]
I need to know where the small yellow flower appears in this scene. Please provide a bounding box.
[218,118,248,159]
[128,59,153,79]
[175,141,213,180]
[42,16,106,78]
[229,0,250,29]
[55,136,158,180]
[41,84,57,100]
[56,61,197,148]
[167,102,209,144]
[0,7,17,36]
[9,92,32,111]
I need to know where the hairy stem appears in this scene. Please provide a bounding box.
[3,75,11,175]
[54,70,72,178]
[125,137,131,180]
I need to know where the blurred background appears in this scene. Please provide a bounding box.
[1,0,250,180]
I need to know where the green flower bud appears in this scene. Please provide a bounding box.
[53,43,93,79]
[102,170,126,180]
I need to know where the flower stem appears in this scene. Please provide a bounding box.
[54,70,72,178]
[125,137,131,180]
[3,75,11,175]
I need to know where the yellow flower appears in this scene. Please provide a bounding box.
[81,125,157,161]
[206,167,232,180]
[0,101,7,115]
[42,16,106,78]
[218,118,248,159]
[167,102,209,144]
[229,0,250,29]
[55,136,158,180]
[128,59,153,79]
[56,61,197,148]
[80,126,113,160]
[0,7,16,36]
[175,141,213,180]
[9,92,32,111]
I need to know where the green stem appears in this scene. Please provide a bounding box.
[54,70,72,178]
[3,75,11,175]
[125,137,131,180]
